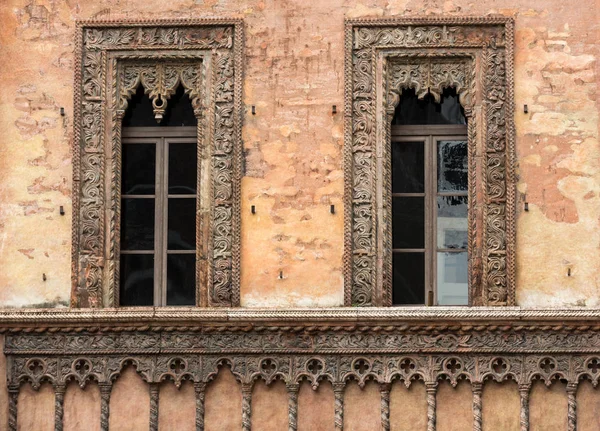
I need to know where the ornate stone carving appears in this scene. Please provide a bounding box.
[344,17,516,306]
[5,314,600,431]
[72,19,243,307]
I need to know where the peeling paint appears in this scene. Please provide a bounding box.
[0,0,598,309]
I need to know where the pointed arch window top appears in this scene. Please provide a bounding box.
[392,88,466,126]
[387,57,473,115]
[119,62,204,121]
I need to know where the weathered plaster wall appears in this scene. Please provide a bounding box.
[1,0,599,309]
[0,0,598,309]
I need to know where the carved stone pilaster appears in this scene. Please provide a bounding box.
[333,382,345,431]
[54,384,66,431]
[99,383,111,431]
[380,383,391,431]
[149,383,159,431]
[472,382,482,431]
[426,383,437,431]
[518,384,530,431]
[566,383,577,431]
[8,385,19,431]
[287,383,299,431]
[241,383,252,431]
[194,382,206,431]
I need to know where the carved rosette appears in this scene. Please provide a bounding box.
[344,17,515,306]
[73,19,243,307]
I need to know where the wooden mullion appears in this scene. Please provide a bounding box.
[161,138,169,306]
[425,135,434,306]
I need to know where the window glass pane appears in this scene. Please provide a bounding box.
[168,199,196,250]
[169,143,197,194]
[437,196,468,250]
[392,141,424,193]
[437,252,468,305]
[167,254,196,305]
[392,197,424,249]
[120,254,154,306]
[122,144,155,195]
[438,140,468,192]
[393,253,425,304]
[121,198,155,250]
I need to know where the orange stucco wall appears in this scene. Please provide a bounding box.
[0,0,598,308]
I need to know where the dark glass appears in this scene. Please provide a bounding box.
[437,196,468,249]
[392,88,466,125]
[167,254,196,305]
[121,198,155,250]
[168,199,196,250]
[438,140,468,192]
[119,254,154,306]
[392,252,425,304]
[122,144,156,195]
[392,197,424,249]
[392,141,424,193]
[169,143,197,194]
[122,85,198,127]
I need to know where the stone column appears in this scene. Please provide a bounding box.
[8,384,19,431]
[99,383,112,431]
[54,384,66,431]
[472,382,482,431]
[426,382,438,431]
[287,383,299,431]
[380,383,391,431]
[519,384,531,431]
[194,382,206,431]
[149,383,159,431]
[241,383,252,431]
[566,382,577,431]
[333,382,345,431]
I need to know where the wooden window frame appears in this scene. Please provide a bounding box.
[391,124,468,305]
[344,17,516,307]
[121,127,197,306]
[71,19,243,307]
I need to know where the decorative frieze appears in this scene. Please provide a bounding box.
[5,311,600,430]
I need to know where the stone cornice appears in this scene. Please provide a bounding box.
[0,307,600,330]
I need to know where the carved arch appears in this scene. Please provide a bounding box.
[344,17,516,306]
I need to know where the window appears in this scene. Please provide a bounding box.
[71,20,243,308]
[119,86,197,306]
[391,89,468,305]
[344,18,516,307]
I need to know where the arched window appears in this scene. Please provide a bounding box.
[391,88,468,305]
[119,85,198,306]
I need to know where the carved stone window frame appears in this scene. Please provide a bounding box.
[343,17,516,306]
[71,19,243,307]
